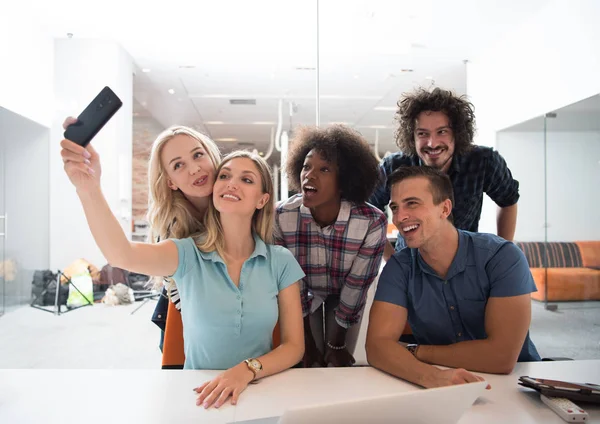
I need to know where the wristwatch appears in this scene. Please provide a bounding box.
[244,358,263,380]
[406,344,420,358]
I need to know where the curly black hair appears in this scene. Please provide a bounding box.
[394,87,476,157]
[285,125,382,204]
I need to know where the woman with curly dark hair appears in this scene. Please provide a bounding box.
[274,125,387,368]
[369,87,520,261]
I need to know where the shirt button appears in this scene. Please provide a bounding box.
[236,324,240,328]
[157,314,162,319]
[236,295,241,300]
[457,332,462,337]
[449,306,455,311]
[237,309,241,314]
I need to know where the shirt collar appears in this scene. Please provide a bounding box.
[197,232,268,263]
[417,154,461,175]
[299,199,352,232]
[415,229,468,279]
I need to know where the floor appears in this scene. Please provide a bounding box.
[0,299,598,369]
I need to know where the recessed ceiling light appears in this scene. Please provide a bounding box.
[179,65,196,69]
[367,125,389,129]
[205,121,225,125]
[142,68,151,73]
[259,152,265,156]
[374,106,396,111]
[354,75,359,79]
[401,69,414,73]
[168,89,175,94]
[252,121,275,125]
[216,138,237,142]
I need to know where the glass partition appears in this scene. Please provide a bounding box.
[499,95,600,359]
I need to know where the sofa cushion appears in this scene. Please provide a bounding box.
[529,267,600,301]
[576,241,600,269]
[516,242,583,268]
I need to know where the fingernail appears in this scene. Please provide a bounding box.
[232,401,237,405]
[88,167,95,175]
[84,159,91,165]
[83,150,91,159]
[203,402,209,409]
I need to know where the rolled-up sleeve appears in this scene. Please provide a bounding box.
[484,149,520,207]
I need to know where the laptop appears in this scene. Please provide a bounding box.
[232,380,488,424]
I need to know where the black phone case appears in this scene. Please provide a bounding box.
[63,86,123,147]
[519,376,600,404]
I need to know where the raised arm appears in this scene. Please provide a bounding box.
[61,134,178,277]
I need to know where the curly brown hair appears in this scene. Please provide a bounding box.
[394,87,476,156]
[285,125,382,204]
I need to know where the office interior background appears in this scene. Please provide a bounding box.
[0,0,598,368]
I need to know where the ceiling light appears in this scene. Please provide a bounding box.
[168,89,175,94]
[259,152,265,156]
[216,138,238,142]
[374,107,396,111]
[205,121,225,125]
[179,65,196,69]
[353,75,359,79]
[401,69,414,73]
[425,76,433,80]
[142,68,151,73]
[367,125,389,129]
[252,121,275,125]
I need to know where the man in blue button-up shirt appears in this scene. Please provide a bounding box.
[366,166,540,389]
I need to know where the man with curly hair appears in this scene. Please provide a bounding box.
[274,125,387,368]
[369,87,520,261]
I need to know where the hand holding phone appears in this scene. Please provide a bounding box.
[63,86,122,147]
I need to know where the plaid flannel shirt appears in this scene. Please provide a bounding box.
[274,195,387,328]
[369,146,519,248]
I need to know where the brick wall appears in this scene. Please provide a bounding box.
[132,116,164,223]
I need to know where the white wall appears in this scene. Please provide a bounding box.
[466,0,600,234]
[497,131,600,242]
[0,107,50,305]
[0,14,54,128]
[50,39,133,271]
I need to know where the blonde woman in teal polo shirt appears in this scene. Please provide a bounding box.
[59,140,305,409]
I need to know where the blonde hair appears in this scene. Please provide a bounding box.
[197,151,275,259]
[146,126,221,242]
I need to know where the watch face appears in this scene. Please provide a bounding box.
[249,359,262,370]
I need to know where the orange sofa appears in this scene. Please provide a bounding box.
[516,241,600,302]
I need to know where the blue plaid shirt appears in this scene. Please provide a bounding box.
[369,146,519,249]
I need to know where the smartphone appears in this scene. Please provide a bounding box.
[63,86,123,147]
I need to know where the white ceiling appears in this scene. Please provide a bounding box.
[23,0,551,156]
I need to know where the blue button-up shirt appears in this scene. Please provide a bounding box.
[171,234,305,370]
[375,230,541,362]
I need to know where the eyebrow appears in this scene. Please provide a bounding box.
[168,147,203,166]
[220,167,258,177]
[390,196,422,206]
[415,126,450,133]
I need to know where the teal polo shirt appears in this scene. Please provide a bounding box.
[170,234,305,370]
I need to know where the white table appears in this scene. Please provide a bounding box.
[1,361,598,423]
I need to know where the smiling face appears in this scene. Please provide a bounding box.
[389,176,452,249]
[161,134,216,199]
[212,157,270,218]
[300,149,341,209]
[414,111,455,173]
